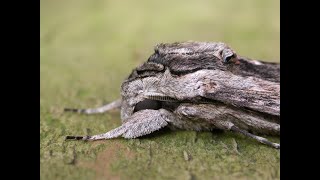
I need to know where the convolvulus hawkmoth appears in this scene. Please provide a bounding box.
[65,41,280,149]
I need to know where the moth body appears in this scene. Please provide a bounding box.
[65,41,280,149]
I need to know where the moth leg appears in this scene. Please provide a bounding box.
[206,119,280,149]
[66,109,174,141]
[209,120,280,149]
[64,99,121,114]
[230,125,280,149]
[175,104,280,149]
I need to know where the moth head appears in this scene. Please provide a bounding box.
[120,64,164,121]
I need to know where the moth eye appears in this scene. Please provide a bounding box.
[133,99,161,112]
[224,55,233,62]
[222,49,235,63]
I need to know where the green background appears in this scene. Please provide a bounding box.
[40,0,280,179]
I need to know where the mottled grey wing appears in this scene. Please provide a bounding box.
[127,41,280,117]
[147,42,279,82]
[147,42,227,75]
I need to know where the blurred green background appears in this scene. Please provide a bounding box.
[40,0,280,179]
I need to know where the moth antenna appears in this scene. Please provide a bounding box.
[64,108,85,113]
[65,135,90,140]
[64,99,122,115]
[145,95,178,102]
[144,92,178,102]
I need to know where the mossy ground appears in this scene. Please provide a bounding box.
[40,0,280,179]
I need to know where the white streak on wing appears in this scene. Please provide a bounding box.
[252,60,263,65]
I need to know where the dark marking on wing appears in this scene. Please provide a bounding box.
[148,52,225,75]
[147,42,279,83]
[127,62,165,80]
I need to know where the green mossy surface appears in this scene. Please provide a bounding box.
[40,0,280,179]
